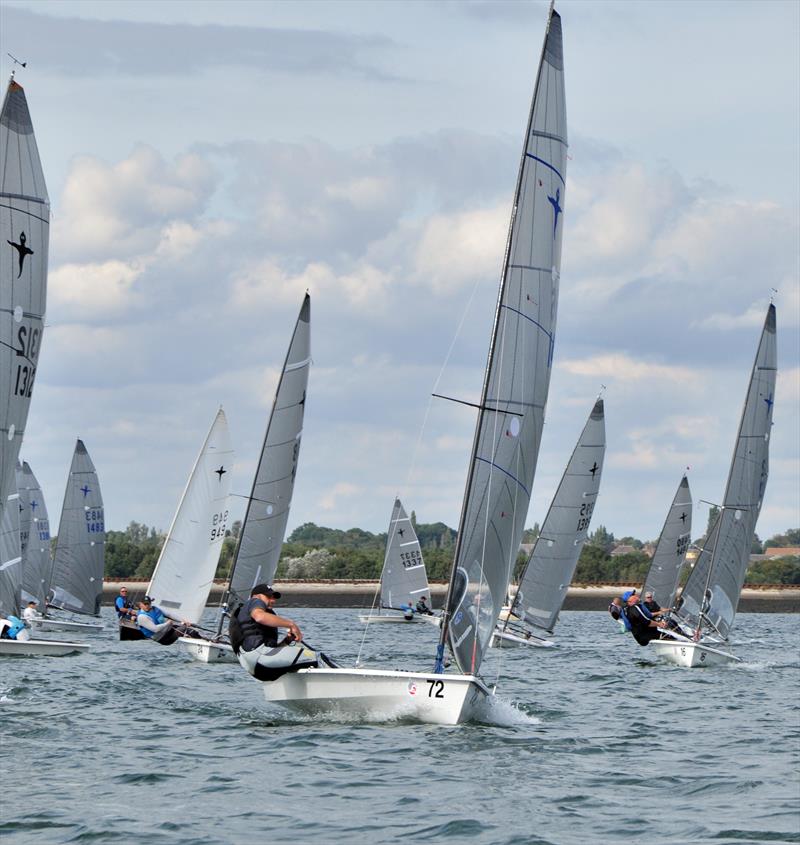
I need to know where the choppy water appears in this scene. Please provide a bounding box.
[1,609,798,845]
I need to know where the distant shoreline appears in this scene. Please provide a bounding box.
[105,580,800,613]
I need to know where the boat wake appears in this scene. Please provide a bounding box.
[473,695,541,727]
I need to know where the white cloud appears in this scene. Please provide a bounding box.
[49,259,144,316]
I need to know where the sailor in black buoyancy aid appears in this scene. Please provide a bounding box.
[230,584,318,681]
[622,591,668,646]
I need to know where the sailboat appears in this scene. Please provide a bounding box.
[640,475,692,610]
[122,408,233,642]
[180,294,310,662]
[247,5,567,724]
[41,440,106,633]
[0,489,89,657]
[0,77,49,568]
[358,498,439,625]
[491,398,605,649]
[651,304,777,667]
[17,460,52,609]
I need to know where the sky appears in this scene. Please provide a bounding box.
[1,0,798,545]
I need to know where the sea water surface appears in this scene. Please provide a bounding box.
[1,609,798,845]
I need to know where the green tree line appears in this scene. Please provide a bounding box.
[98,519,800,585]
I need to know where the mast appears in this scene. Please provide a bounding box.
[437,4,566,673]
[219,292,311,632]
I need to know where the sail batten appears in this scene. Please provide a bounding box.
[440,6,567,676]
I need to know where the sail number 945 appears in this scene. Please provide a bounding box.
[210,510,229,541]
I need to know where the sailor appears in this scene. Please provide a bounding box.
[642,591,661,614]
[136,597,182,645]
[608,596,629,632]
[22,600,40,624]
[0,614,31,641]
[415,596,433,616]
[622,591,666,646]
[400,603,415,621]
[114,587,136,620]
[230,584,318,681]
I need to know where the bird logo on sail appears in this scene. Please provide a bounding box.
[7,231,34,277]
[547,189,562,239]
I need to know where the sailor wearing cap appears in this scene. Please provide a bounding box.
[230,584,318,681]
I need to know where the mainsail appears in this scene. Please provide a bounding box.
[676,305,776,639]
[509,398,605,636]
[379,498,430,610]
[49,440,105,616]
[642,475,691,610]
[439,7,567,675]
[0,81,49,511]
[225,294,310,609]
[148,408,233,624]
[0,492,22,619]
[16,460,51,607]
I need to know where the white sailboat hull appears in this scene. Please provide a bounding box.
[358,613,440,626]
[30,618,104,634]
[259,667,490,725]
[490,628,555,649]
[649,639,740,667]
[178,636,237,663]
[0,638,90,657]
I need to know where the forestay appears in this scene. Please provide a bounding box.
[49,440,105,616]
[642,475,691,610]
[148,408,233,624]
[510,398,605,635]
[0,81,49,510]
[676,305,776,638]
[441,7,567,676]
[226,295,310,608]
[16,460,51,607]
[380,498,429,610]
[0,492,21,618]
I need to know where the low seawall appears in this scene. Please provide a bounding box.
[104,581,800,613]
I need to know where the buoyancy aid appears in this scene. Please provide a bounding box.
[4,615,26,639]
[231,599,279,654]
[137,607,167,638]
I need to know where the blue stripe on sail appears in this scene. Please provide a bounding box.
[475,456,530,497]
[525,153,565,185]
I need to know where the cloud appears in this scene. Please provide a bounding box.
[319,482,361,513]
[48,259,144,317]
[4,7,397,80]
[53,146,217,261]
[560,353,701,391]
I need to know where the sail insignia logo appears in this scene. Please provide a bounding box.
[7,230,33,277]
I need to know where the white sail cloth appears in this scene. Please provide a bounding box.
[380,498,429,610]
[147,408,233,624]
[442,8,567,676]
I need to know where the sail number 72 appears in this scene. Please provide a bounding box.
[427,680,444,698]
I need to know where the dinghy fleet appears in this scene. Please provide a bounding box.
[0,5,781,722]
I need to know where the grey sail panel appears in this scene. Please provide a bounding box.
[677,305,776,637]
[512,399,605,634]
[642,476,691,609]
[16,460,51,607]
[443,8,567,676]
[49,440,105,616]
[0,492,21,618]
[380,499,429,609]
[228,294,310,606]
[0,81,49,511]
